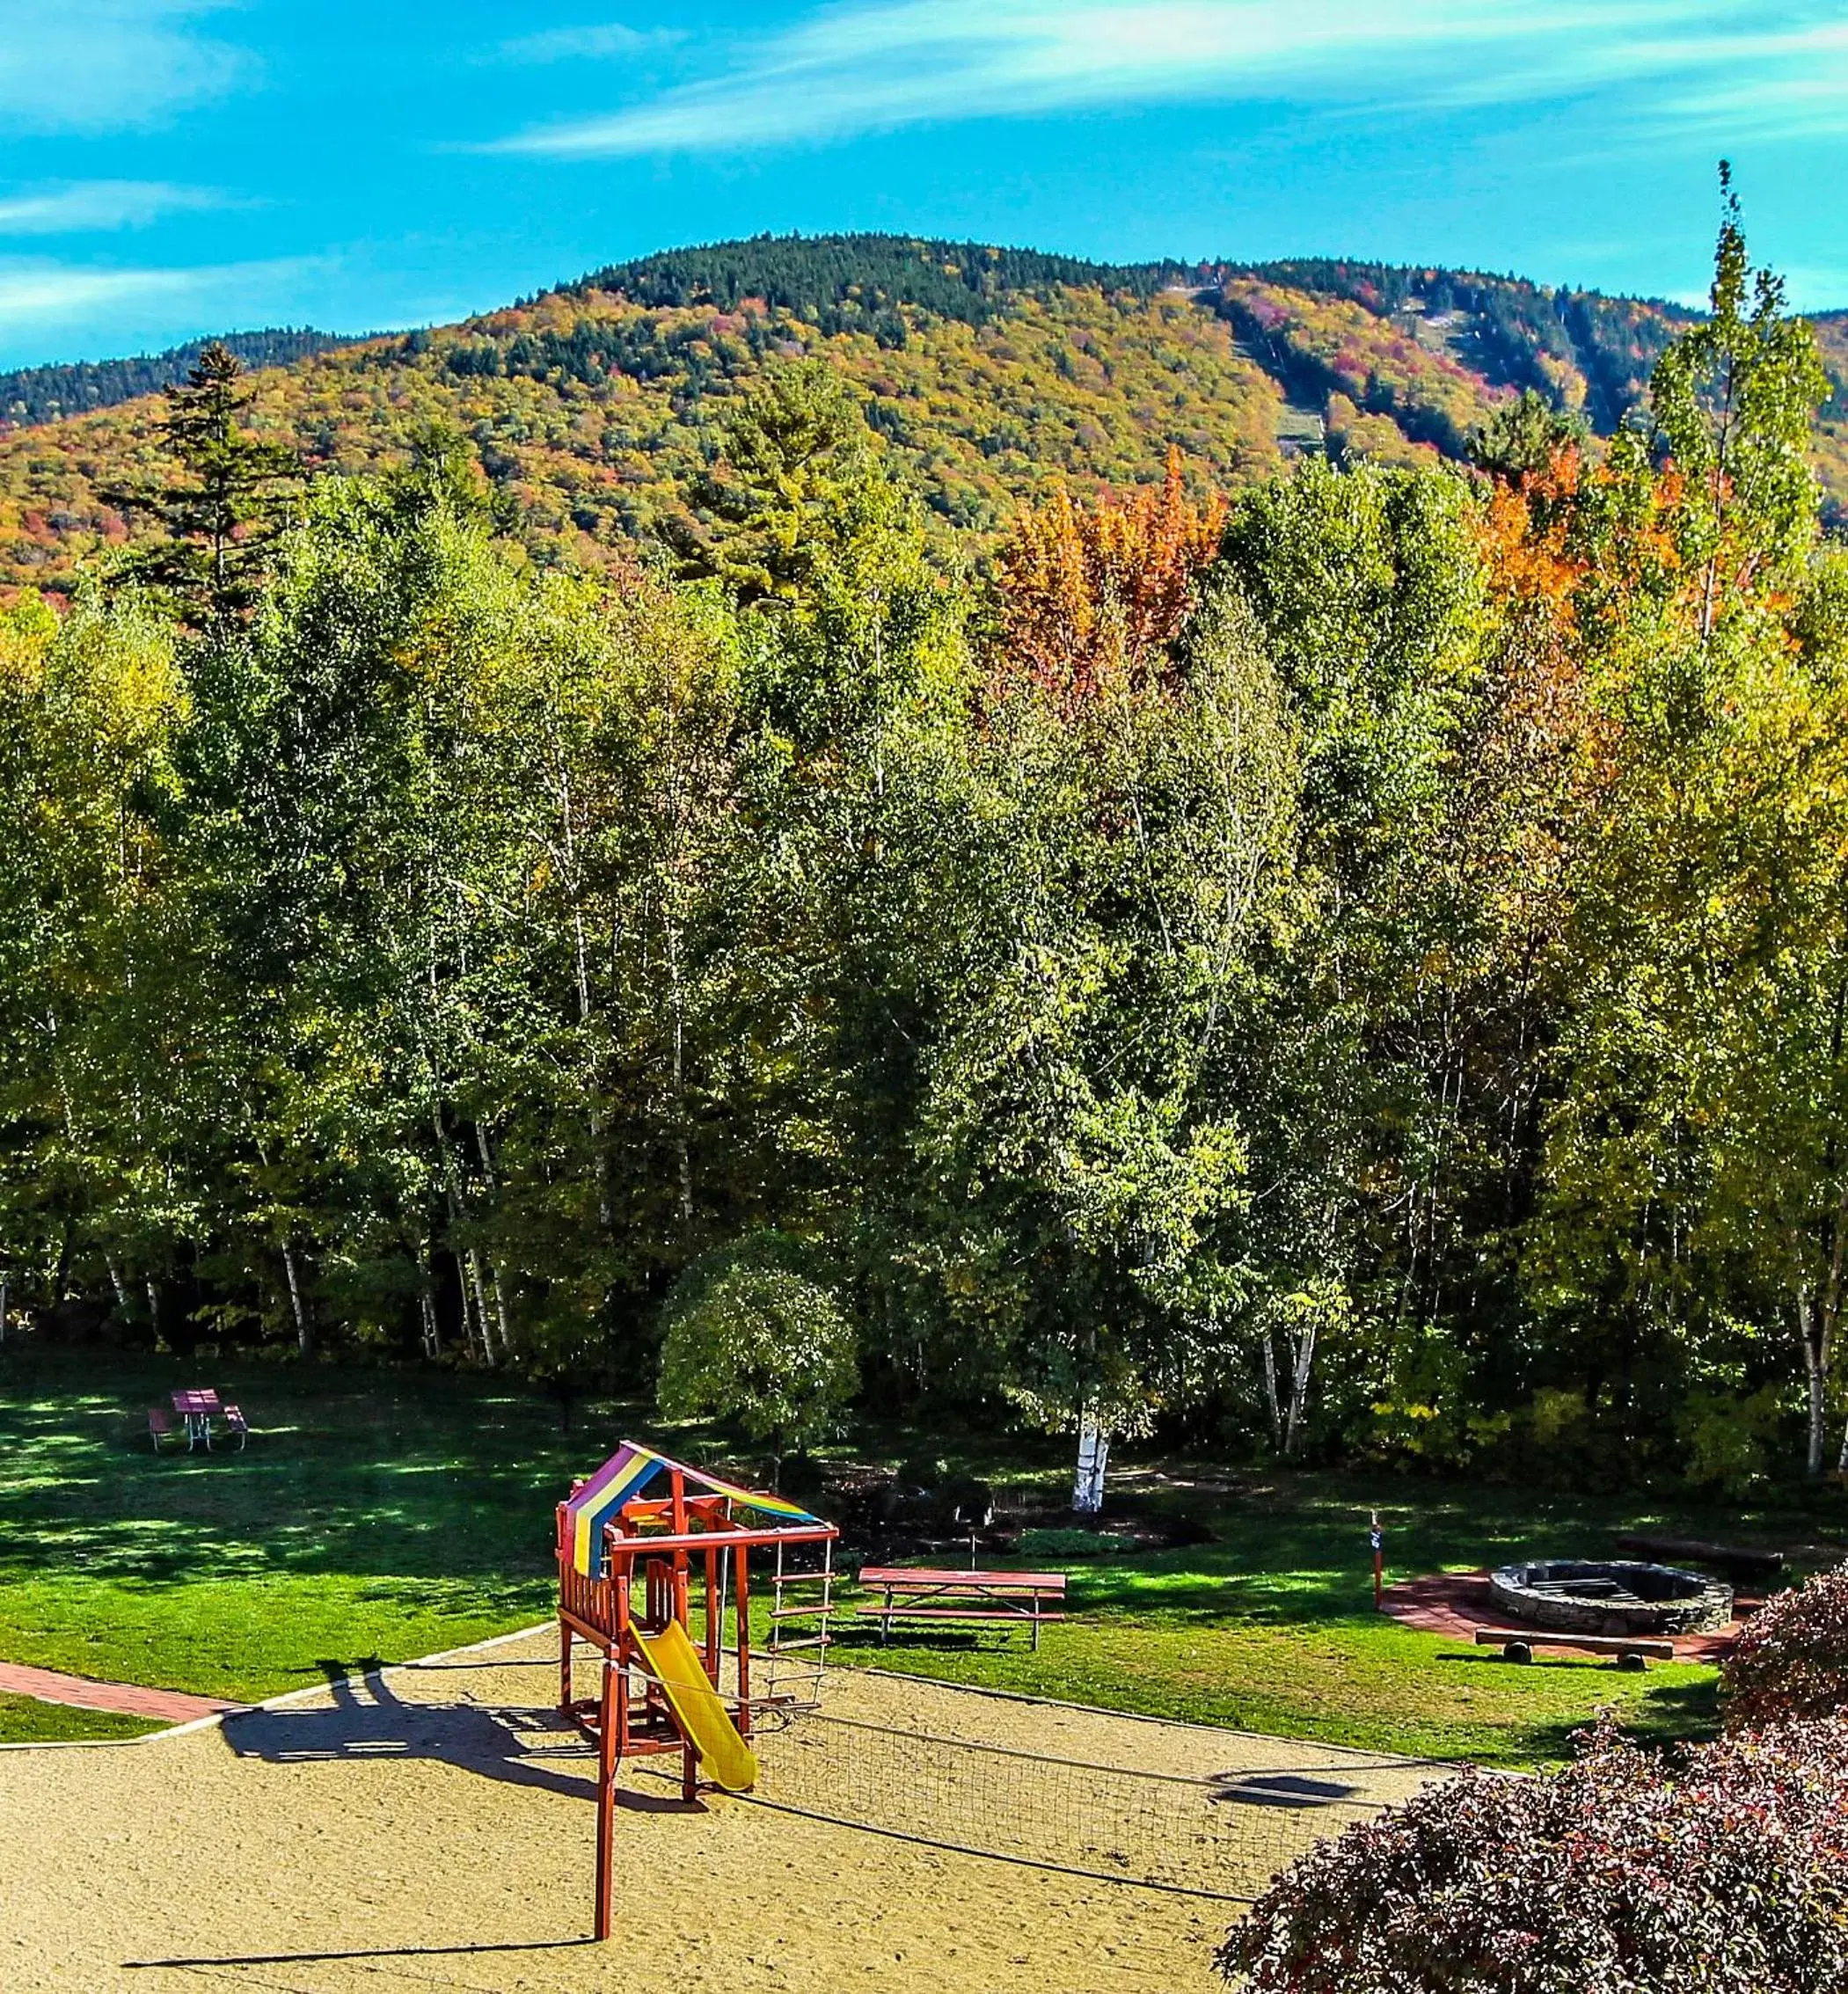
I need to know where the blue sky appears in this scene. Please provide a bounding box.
[0,0,1844,368]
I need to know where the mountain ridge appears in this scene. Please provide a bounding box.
[2,233,1842,592]
[0,327,369,430]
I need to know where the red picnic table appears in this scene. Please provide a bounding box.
[854,1566,1068,1650]
[172,1388,220,1450]
[160,1389,248,1452]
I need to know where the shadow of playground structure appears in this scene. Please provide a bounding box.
[121,1666,691,1976]
[218,1662,691,1815]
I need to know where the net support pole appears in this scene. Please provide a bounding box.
[594,1657,617,1941]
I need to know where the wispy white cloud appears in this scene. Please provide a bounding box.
[0,1,251,135]
[0,182,234,237]
[499,20,684,64]
[481,0,1847,158]
[0,265,200,322]
[1655,21,1848,141]
[0,256,319,328]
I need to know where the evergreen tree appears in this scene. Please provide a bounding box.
[109,342,301,623]
[1468,389,1589,483]
[667,360,875,603]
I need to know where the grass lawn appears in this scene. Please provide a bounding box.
[836,1470,1739,1765]
[0,1693,163,1743]
[0,1347,572,1704]
[4,1342,1842,1766]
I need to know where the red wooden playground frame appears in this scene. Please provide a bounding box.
[556,1445,838,1939]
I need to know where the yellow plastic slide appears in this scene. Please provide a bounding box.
[634,1620,758,1793]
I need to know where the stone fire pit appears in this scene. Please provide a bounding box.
[1488,1559,1733,1638]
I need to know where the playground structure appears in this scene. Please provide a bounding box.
[556,1443,839,1938]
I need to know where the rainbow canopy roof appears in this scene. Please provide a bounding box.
[564,1441,822,1576]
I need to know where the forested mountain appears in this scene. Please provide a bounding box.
[2,235,1843,592]
[0,328,362,430]
[5,215,1848,1491]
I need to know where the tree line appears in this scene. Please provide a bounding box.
[2,198,1845,1495]
[0,329,357,430]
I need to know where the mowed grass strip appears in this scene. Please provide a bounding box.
[0,1572,551,1705]
[0,1692,164,1744]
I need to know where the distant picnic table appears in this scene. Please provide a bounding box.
[150,1389,248,1453]
[854,1566,1068,1650]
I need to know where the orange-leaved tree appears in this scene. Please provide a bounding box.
[994,447,1225,701]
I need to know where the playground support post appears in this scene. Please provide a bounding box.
[595,1658,617,1942]
[734,1541,751,1736]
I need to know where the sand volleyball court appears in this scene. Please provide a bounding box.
[0,1629,1436,1993]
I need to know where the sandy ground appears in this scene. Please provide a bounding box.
[0,1628,1439,1994]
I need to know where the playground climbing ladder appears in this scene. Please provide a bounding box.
[763,1535,836,1714]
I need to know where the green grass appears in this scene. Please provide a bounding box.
[808,1437,1848,1765]
[0,1692,164,1743]
[3,1343,1842,1766]
[843,1620,1718,1766]
[0,1348,576,1701]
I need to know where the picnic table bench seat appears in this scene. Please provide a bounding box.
[854,1567,1068,1650]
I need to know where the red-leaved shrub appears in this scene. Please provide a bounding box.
[1723,1558,1848,1729]
[1216,1719,1848,1994]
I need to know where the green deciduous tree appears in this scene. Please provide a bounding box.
[1535,183,1844,1476]
[657,1233,858,1466]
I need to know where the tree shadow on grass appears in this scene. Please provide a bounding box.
[827,1624,990,1658]
[1435,1661,1724,1764]
[220,1660,696,1814]
[0,1349,649,1590]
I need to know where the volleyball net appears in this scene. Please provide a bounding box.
[730,1706,1394,1903]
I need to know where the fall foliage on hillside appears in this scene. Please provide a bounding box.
[2,236,1841,598]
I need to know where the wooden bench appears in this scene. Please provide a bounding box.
[855,1567,1067,1650]
[1474,1627,1675,1669]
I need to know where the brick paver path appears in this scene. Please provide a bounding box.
[0,1661,243,1725]
[1378,1567,1742,1662]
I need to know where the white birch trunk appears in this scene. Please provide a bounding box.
[1260,1333,1284,1452]
[1285,1321,1318,1457]
[281,1243,311,1356]
[1801,1284,1827,1479]
[1072,1413,1110,1514]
